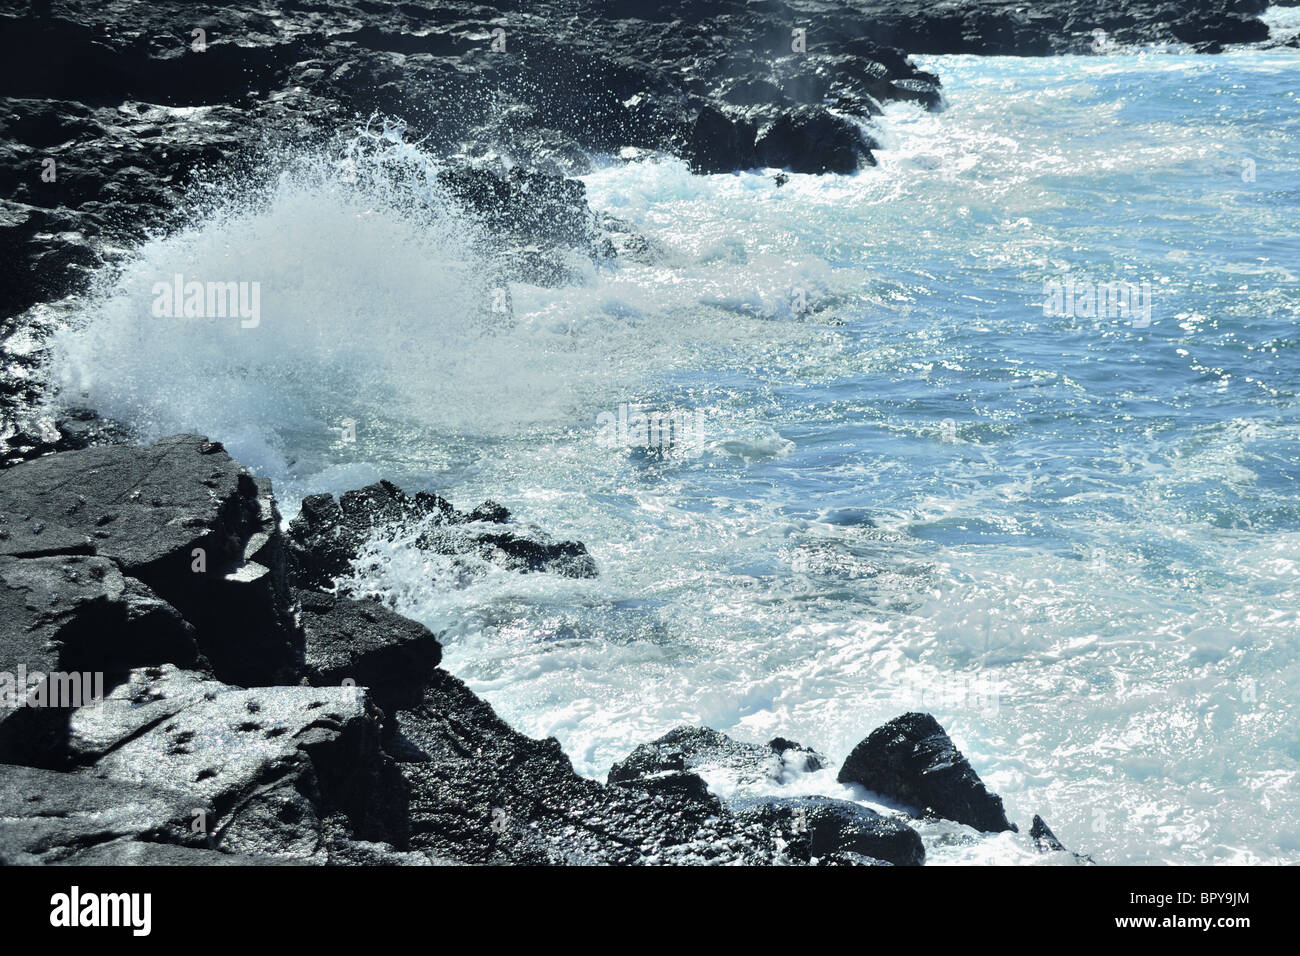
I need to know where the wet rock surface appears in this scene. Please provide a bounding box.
[608,724,826,793]
[298,588,443,714]
[0,434,301,685]
[730,796,926,866]
[285,479,598,593]
[837,711,1017,833]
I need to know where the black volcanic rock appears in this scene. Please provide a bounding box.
[0,435,301,685]
[755,106,876,174]
[55,841,299,866]
[837,712,1017,833]
[0,552,197,766]
[1030,813,1094,863]
[297,588,443,713]
[1030,813,1068,852]
[0,555,196,676]
[285,479,597,592]
[393,669,782,864]
[395,699,916,865]
[730,795,925,866]
[686,106,758,174]
[608,725,825,794]
[0,439,1063,865]
[0,0,949,341]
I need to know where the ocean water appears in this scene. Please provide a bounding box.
[47,37,1300,864]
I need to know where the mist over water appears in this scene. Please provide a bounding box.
[49,47,1300,864]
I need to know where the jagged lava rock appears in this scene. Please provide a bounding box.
[837,711,1016,833]
[286,478,596,592]
[608,725,825,794]
[392,669,789,864]
[730,795,925,866]
[297,588,443,713]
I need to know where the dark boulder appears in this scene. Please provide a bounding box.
[755,106,876,174]
[0,511,94,557]
[730,795,925,866]
[1170,13,1270,46]
[1030,813,1067,852]
[608,725,825,793]
[686,106,758,174]
[0,555,196,676]
[0,435,301,685]
[285,479,597,592]
[297,588,443,713]
[837,712,1016,833]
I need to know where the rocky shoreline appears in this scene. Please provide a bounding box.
[1,434,1084,864]
[0,0,1288,865]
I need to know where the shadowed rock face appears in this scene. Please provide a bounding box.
[0,435,301,686]
[837,711,1016,833]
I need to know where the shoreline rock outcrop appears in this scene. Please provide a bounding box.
[0,435,1089,865]
[837,711,1017,833]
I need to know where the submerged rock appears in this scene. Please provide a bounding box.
[1030,813,1094,863]
[837,712,1017,833]
[1030,813,1068,852]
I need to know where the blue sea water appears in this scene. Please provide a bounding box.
[49,33,1300,863]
